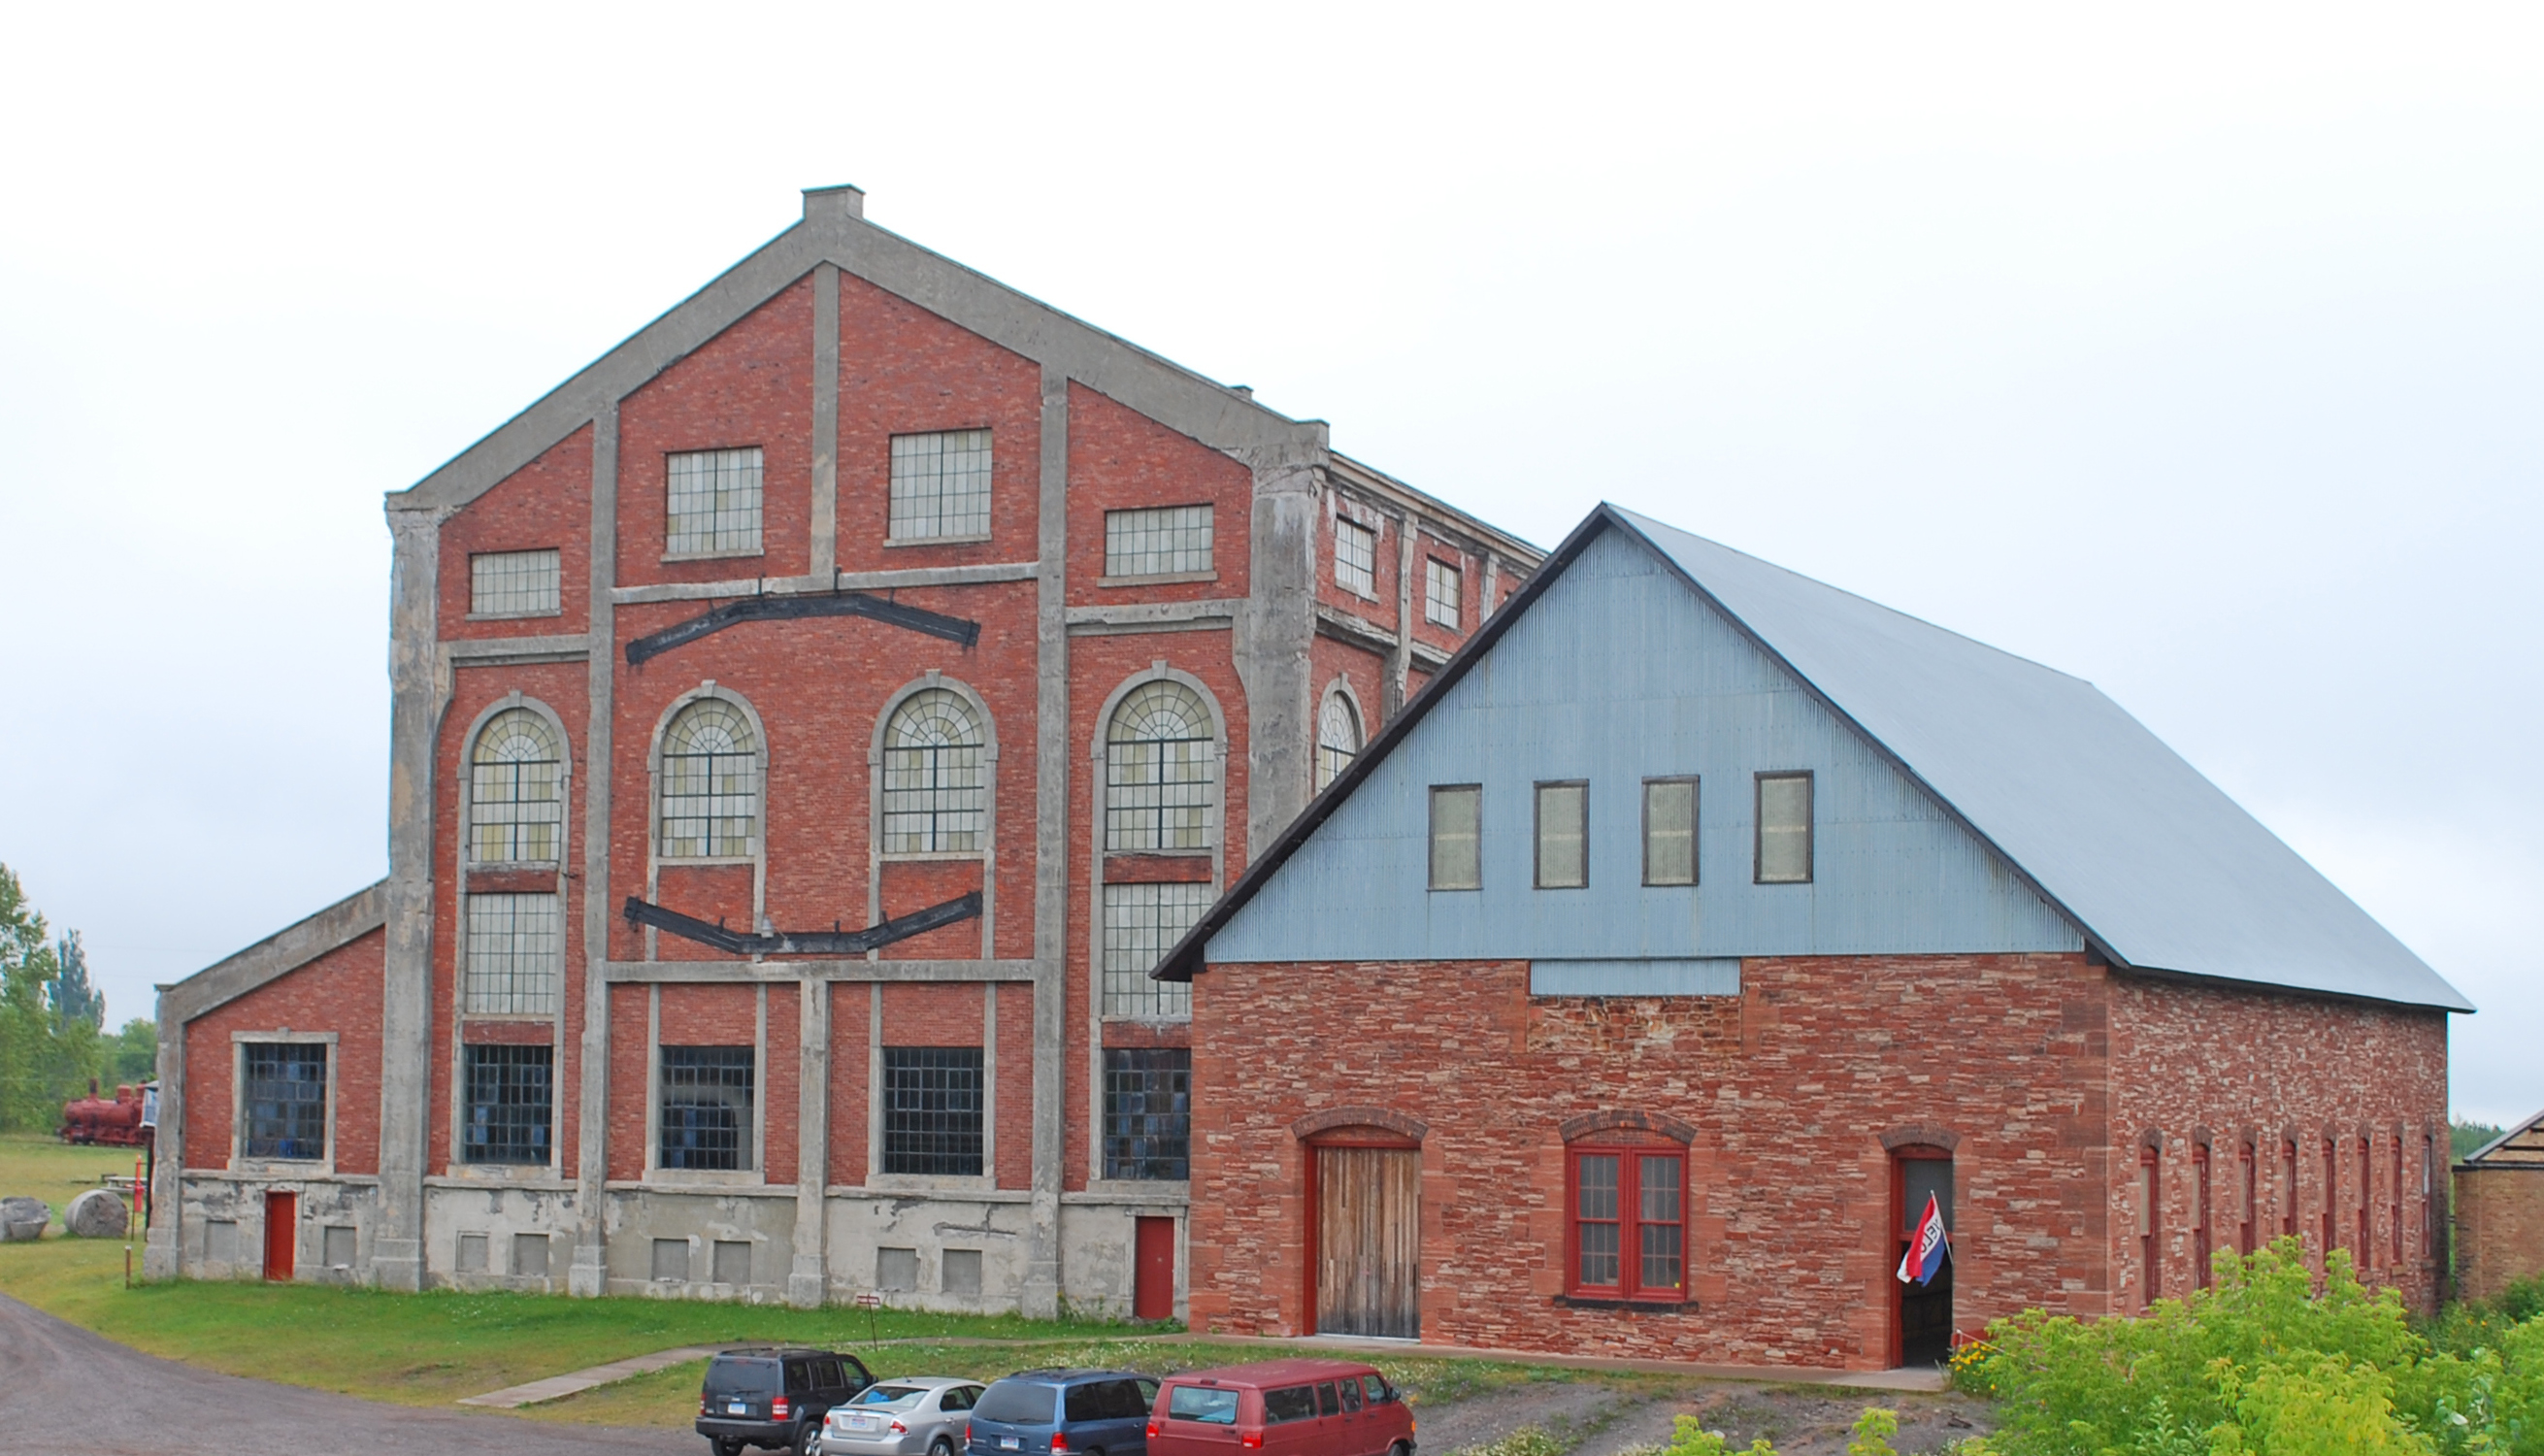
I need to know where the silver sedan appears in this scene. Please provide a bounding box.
[818,1377,988,1456]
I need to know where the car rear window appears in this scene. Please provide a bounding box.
[976,1381,1059,1425]
[856,1385,930,1407]
[706,1359,782,1396]
[1263,1386,1316,1424]
[1169,1387,1239,1425]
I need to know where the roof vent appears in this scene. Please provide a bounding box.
[1230,384,1253,399]
[804,184,866,225]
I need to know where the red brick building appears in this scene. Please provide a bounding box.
[1162,505,2467,1369]
[2454,1110,2544,1306]
[143,185,1537,1314]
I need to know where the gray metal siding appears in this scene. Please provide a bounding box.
[1208,530,2081,965]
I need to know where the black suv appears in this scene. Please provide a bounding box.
[699,1346,876,1456]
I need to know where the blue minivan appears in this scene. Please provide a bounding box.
[967,1370,1159,1456]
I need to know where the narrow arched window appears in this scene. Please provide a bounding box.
[881,688,986,854]
[1105,680,1213,851]
[470,709,563,864]
[1315,693,1362,792]
[658,699,758,858]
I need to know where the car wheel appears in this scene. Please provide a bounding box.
[1390,1443,1412,1456]
[932,1438,956,1456]
[709,1439,743,1456]
[797,1424,822,1456]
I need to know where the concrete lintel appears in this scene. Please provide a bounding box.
[602,958,1048,983]
[1312,606,1399,658]
[1066,618,1232,640]
[610,561,1038,606]
[447,633,592,663]
[1063,599,1243,628]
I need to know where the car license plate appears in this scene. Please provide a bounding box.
[728,1403,748,1415]
[852,1415,880,1431]
[1000,1439,1021,1449]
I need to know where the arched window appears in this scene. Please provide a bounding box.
[658,698,758,858]
[1315,692,1362,792]
[470,708,563,864]
[881,688,986,854]
[1105,680,1213,851]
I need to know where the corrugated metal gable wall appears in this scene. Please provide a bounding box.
[1207,527,2081,965]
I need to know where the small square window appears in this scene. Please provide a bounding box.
[1755,772,1813,883]
[1535,781,1587,889]
[876,1246,919,1291]
[651,1237,691,1282]
[1334,517,1375,596]
[889,429,993,541]
[458,1232,488,1273]
[711,1239,752,1286]
[470,549,561,617]
[665,447,763,557]
[1430,784,1481,891]
[1643,778,1698,886]
[1424,558,1462,630]
[512,1231,551,1276]
[942,1247,984,1296]
[323,1225,356,1269]
[1106,505,1213,579]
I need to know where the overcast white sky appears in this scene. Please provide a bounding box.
[0,4,2535,1119]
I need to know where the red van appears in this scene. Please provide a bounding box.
[1146,1360,1414,1456]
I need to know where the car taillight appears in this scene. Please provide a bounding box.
[891,1420,909,1435]
[1147,1422,1162,1439]
[1241,1432,1264,1449]
[967,1425,975,1444]
[1051,1431,1070,1452]
[700,1397,710,1415]
[774,1397,793,1420]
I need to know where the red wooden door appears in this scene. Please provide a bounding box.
[262,1190,297,1281]
[1134,1216,1175,1319]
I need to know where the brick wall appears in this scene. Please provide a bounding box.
[439,425,593,639]
[183,928,385,1174]
[2456,1168,2544,1304]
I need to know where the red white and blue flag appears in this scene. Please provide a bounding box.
[1897,1193,1951,1286]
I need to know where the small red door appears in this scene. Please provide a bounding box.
[1134,1216,1175,1319]
[263,1191,297,1281]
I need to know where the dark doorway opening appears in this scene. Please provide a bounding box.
[1133,1216,1176,1320]
[262,1190,298,1282]
[1308,1138,1420,1339]
[1893,1147,1953,1368]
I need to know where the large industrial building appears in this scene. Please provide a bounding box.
[142,185,1539,1315]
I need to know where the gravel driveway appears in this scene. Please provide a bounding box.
[0,1292,695,1455]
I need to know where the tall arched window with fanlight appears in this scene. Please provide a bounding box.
[1104,680,1214,852]
[658,698,759,858]
[1315,691,1362,793]
[881,688,986,854]
[471,709,564,864]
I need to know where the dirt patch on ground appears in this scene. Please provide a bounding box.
[1424,1379,1994,1456]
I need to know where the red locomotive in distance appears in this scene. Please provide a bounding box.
[59,1081,151,1147]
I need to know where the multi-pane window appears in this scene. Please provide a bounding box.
[658,699,758,857]
[464,893,562,1015]
[470,549,561,617]
[1643,778,1698,886]
[659,1045,754,1173]
[1424,558,1461,629]
[889,430,993,541]
[665,447,764,557]
[462,1043,552,1166]
[881,688,985,854]
[1430,784,1481,890]
[1105,505,1213,579]
[1334,517,1375,596]
[1314,694,1362,792]
[470,709,564,864]
[1102,1047,1191,1180]
[1105,681,1213,851]
[1535,781,1587,888]
[1569,1148,1685,1300]
[881,1046,984,1176]
[1102,882,1206,1019]
[241,1042,327,1161]
[1755,772,1813,883]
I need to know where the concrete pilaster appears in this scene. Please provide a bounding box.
[141,990,183,1278]
[810,263,840,580]
[788,973,830,1306]
[572,404,617,1298]
[1234,429,1328,861]
[1024,365,1070,1318]
[375,506,443,1292]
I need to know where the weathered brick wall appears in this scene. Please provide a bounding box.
[2456,1168,2544,1304]
[438,424,593,639]
[2107,976,2449,1311]
[1189,951,2111,1370]
[183,928,386,1175]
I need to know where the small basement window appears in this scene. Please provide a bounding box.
[1535,781,1587,888]
[470,548,561,617]
[1430,784,1481,891]
[1754,771,1813,883]
[1642,777,1697,886]
[1569,1147,1685,1301]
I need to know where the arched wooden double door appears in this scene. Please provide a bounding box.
[1308,1135,1420,1339]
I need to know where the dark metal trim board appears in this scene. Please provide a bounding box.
[623,891,981,956]
[625,591,980,665]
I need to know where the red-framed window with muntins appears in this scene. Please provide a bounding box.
[1567,1144,1687,1301]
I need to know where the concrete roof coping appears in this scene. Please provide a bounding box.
[159,878,388,1026]
[803,183,865,223]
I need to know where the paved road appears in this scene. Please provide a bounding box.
[0,1292,697,1454]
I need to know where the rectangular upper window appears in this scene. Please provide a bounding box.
[1102,1047,1191,1180]
[1569,1148,1685,1300]
[1424,558,1462,629]
[469,549,561,617]
[1334,517,1376,596]
[881,1045,985,1177]
[1755,771,1813,883]
[1535,780,1587,888]
[1430,784,1481,891]
[659,1045,754,1173]
[1643,777,1699,886]
[664,447,764,557]
[463,893,561,1015]
[1101,882,1205,1019]
[241,1042,327,1161]
[888,429,992,542]
[1105,505,1213,579]
[462,1043,552,1166]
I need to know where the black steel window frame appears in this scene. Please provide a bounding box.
[1533,779,1588,889]
[241,1042,328,1161]
[1429,783,1482,891]
[1641,776,1700,886]
[881,1046,985,1176]
[659,1044,755,1172]
[1753,770,1815,884]
[1102,1047,1191,1180]
[463,1043,554,1166]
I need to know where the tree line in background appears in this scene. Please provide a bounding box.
[0,863,155,1133]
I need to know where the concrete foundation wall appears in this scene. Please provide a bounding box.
[178,1175,379,1284]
